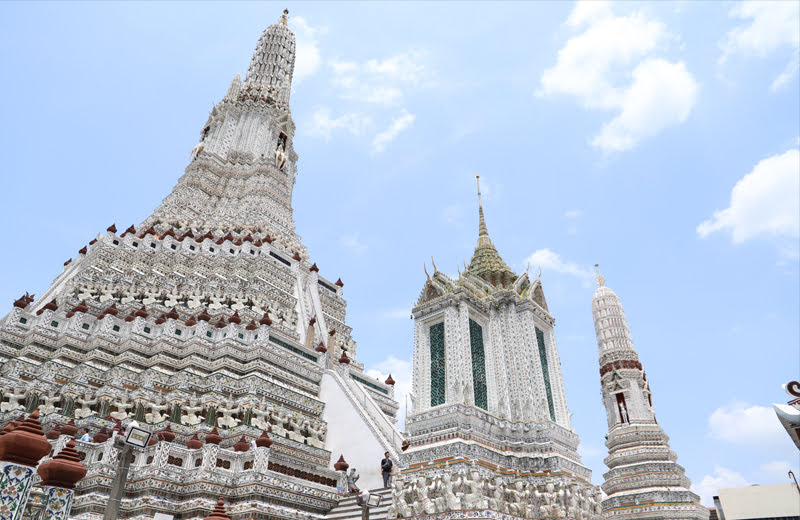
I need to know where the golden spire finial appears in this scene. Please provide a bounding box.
[476,174,490,243]
[595,264,605,287]
[280,8,289,25]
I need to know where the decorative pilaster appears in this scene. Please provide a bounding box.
[36,439,86,520]
[40,487,74,520]
[0,410,52,520]
[253,447,270,473]
[200,444,219,472]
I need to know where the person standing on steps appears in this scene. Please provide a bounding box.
[380,451,393,488]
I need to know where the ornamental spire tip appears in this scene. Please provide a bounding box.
[476,174,490,243]
[281,8,289,26]
[595,264,605,287]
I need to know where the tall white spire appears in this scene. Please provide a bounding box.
[142,10,304,258]
[243,9,296,110]
[592,279,708,519]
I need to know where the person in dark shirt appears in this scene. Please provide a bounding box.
[380,451,393,488]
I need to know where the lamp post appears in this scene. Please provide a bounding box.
[102,421,152,520]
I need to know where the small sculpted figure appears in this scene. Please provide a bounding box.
[40,390,61,415]
[181,395,205,426]
[390,479,413,518]
[190,141,205,160]
[462,469,487,509]
[286,413,304,442]
[1,386,27,412]
[301,419,323,448]
[346,468,360,493]
[110,394,133,421]
[250,405,269,430]
[412,476,437,515]
[438,473,461,511]
[275,143,287,170]
[146,395,169,424]
[487,475,505,511]
[269,407,287,437]
[217,399,241,428]
[516,480,533,517]
[75,393,98,419]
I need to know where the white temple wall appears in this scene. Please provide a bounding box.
[320,371,388,490]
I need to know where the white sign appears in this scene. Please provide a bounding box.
[154,514,174,520]
[124,426,152,449]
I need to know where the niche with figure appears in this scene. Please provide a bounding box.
[275,133,288,170]
[615,392,629,424]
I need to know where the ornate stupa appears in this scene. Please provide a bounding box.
[592,271,708,519]
[388,176,604,518]
[0,11,401,519]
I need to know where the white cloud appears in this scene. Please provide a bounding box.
[289,16,323,84]
[720,1,800,89]
[720,1,800,63]
[306,107,371,141]
[330,50,430,106]
[770,59,800,92]
[707,401,787,446]
[539,2,697,152]
[371,109,415,154]
[525,249,593,283]
[697,148,800,243]
[758,460,799,482]
[340,233,368,255]
[592,58,698,152]
[540,7,667,110]
[366,355,412,428]
[693,466,750,506]
[564,209,583,219]
[566,0,613,28]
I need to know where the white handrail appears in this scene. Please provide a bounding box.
[344,372,405,447]
[328,368,404,461]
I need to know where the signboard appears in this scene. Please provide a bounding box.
[124,425,152,449]
[367,494,382,506]
[153,515,174,520]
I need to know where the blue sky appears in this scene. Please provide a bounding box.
[1,1,798,505]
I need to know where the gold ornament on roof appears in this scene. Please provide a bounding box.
[595,264,605,287]
[280,9,289,26]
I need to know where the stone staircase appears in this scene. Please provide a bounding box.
[325,488,393,520]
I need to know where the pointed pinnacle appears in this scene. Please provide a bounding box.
[476,174,490,243]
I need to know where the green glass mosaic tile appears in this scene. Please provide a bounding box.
[351,374,389,395]
[536,327,555,421]
[468,319,488,410]
[269,335,317,362]
[430,322,445,406]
